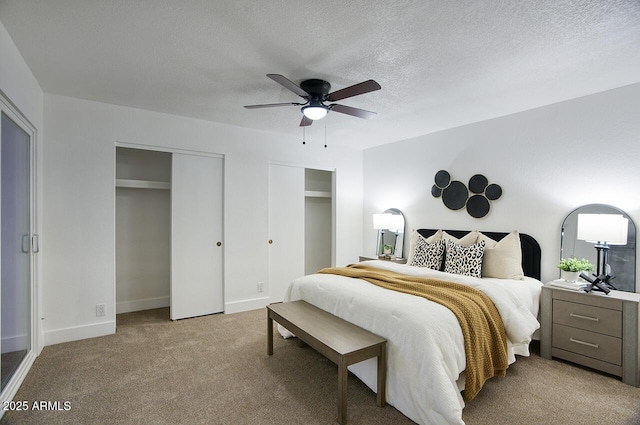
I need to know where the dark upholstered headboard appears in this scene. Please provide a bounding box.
[416,229,542,280]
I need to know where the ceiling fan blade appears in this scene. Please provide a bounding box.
[244,102,301,109]
[326,80,381,102]
[267,74,309,98]
[330,104,377,120]
[300,116,313,127]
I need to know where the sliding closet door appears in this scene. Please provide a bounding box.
[0,111,33,391]
[268,163,304,303]
[171,154,224,320]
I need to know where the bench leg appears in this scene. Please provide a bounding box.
[338,357,348,425]
[377,342,386,407]
[267,313,273,356]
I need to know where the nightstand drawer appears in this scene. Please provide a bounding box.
[552,324,621,365]
[553,299,622,337]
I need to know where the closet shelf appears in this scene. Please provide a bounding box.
[305,190,331,198]
[116,179,171,190]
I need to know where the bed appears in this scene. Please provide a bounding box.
[280,229,543,425]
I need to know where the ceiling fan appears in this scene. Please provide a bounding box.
[244,74,381,127]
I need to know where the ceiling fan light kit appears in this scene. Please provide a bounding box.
[301,104,328,120]
[245,74,381,128]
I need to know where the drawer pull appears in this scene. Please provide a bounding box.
[569,338,599,349]
[569,313,599,322]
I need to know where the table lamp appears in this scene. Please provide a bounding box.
[577,213,629,276]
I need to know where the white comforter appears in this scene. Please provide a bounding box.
[281,260,542,425]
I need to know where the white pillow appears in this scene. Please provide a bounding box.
[407,229,442,263]
[478,230,524,280]
[442,230,479,246]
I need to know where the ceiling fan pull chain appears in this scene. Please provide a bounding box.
[324,115,328,148]
[302,126,306,145]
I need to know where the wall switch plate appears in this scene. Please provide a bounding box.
[96,303,106,317]
[257,282,264,293]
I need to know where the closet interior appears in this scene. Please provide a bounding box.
[115,147,171,314]
[304,168,334,275]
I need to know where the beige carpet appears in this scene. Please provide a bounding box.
[2,307,639,425]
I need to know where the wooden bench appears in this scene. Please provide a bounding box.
[267,300,387,425]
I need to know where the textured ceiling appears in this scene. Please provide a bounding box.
[2,0,640,149]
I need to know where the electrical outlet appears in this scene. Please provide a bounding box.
[257,282,264,293]
[96,303,106,317]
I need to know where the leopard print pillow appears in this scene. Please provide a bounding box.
[444,239,486,278]
[409,237,445,270]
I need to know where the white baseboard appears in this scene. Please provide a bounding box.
[44,320,115,346]
[225,296,269,314]
[43,297,266,346]
[116,296,169,314]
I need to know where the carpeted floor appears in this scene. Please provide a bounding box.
[2,307,639,425]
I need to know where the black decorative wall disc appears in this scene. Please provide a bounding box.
[485,183,502,200]
[469,174,488,194]
[467,195,490,218]
[442,181,468,210]
[431,185,442,198]
[434,170,451,189]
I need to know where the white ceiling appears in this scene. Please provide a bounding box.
[2,0,640,149]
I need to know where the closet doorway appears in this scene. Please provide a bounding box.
[116,148,171,315]
[304,169,333,275]
[268,164,334,303]
[115,146,224,321]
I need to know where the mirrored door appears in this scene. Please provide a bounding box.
[1,111,32,391]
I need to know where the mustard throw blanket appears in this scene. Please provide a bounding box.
[317,264,508,401]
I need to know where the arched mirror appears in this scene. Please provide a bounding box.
[373,208,405,259]
[561,204,636,292]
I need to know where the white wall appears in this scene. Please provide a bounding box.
[0,22,42,129]
[363,83,640,288]
[42,94,363,344]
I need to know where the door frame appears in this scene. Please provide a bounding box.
[0,91,40,410]
[114,142,225,322]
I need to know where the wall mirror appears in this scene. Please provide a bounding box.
[561,204,636,292]
[373,208,405,259]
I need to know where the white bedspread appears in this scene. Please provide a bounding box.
[281,260,542,425]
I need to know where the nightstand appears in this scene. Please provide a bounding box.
[540,284,640,387]
[359,256,407,264]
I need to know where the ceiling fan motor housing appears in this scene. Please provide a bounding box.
[300,79,332,100]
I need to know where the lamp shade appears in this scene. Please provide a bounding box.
[389,215,404,233]
[373,213,392,230]
[577,214,629,245]
[301,105,328,120]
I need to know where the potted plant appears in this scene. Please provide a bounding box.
[557,258,594,282]
[382,244,394,255]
